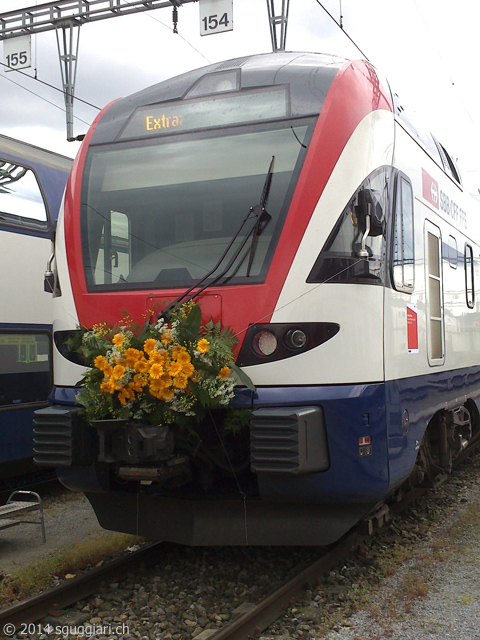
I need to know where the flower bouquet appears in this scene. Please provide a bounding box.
[72,302,254,430]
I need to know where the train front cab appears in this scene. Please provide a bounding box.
[34,52,480,545]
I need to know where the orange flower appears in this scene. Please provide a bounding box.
[218,366,231,380]
[149,349,168,365]
[118,387,135,405]
[134,358,150,373]
[143,338,157,354]
[125,348,143,367]
[149,363,164,379]
[169,361,183,377]
[111,364,126,380]
[196,338,210,354]
[173,374,189,390]
[94,355,108,372]
[176,349,191,365]
[100,378,115,394]
[133,373,148,388]
[112,333,125,347]
[161,388,174,401]
[182,362,195,378]
[161,329,173,344]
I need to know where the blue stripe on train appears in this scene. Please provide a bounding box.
[246,364,480,503]
[51,363,480,504]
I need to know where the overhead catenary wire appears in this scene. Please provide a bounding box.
[118,0,212,64]
[313,0,370,61]
[0,71,92,127]
[0,60,101,111]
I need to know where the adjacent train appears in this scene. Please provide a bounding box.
[0,134,71,479]
[33,52,480,544]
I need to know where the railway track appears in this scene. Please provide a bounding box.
[0,541,168,629]
[0,497,419,639]
[2,444,479,639]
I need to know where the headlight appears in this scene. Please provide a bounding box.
[284,328,307,350]
[236,322,340,367]
[252,330,278,356]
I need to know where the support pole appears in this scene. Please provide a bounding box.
[55,20,80,141]
[266,0,289,52]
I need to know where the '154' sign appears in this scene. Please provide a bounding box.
[199,0,233,35]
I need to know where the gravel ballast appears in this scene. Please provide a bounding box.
[4,452,480,640]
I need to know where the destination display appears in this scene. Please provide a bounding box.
[119,87,288,139]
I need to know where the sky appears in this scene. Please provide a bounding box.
[1,0,479,194]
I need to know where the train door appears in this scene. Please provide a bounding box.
[424,221,445,366]
[383,170,418,487]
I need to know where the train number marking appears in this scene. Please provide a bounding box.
[199,0,233,35]
[3,35,31,72]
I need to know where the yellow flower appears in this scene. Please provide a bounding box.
[161,329,173,344]
[160,374,173,388]
[161,388,174,401]
[112,333,125,347]
[100,378,115,394]
[125,348,143,367]
[143,338,157,354]
[111,364,126,381]
[176,349,191,365]
[134,358,150,373]
[94,355,109,372]
[173,374,189,390]
[197,338,210,354]
[218,366,231,380]
[133,373,148,388]
[170,345,184,358]
[169,361,183,377]
[150,349,168,365]
[182,362,195,378]
[149,379,166,399]
[118,387,135,405]
[149,363,164,379]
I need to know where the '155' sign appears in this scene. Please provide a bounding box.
[3,35,31,71]
[199,0,233,35]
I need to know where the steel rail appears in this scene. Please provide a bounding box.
[195,444,480,640]
[0,541,167,628]
[2,443,478,634]
[206,531,362,640]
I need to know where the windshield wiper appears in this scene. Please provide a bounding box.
[245,156,273,277]
[159,156,275,320]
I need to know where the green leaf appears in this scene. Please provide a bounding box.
[229,363,256,392]
[183,302,202,341]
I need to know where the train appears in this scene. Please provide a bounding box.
[33,51,480,545]
[0,134,71,479]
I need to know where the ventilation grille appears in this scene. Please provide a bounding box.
[213,56,251,71]
[250,406,329,474]
[33,407,78,467]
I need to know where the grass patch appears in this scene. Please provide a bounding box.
[0,533,142,606]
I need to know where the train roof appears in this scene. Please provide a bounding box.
[89,51,349,145]
[0,133,72,173]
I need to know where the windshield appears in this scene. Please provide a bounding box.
[81,119,313,291]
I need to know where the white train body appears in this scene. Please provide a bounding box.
[36,53,480,544]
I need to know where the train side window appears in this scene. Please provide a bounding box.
[425,223,444,365]
[465,244,475,309]
[0,160,48,227]
[0,333,51,407]
[447,235,458,268]
[392,174,414,293]
[433,137,462,185]
[306,167,391,285]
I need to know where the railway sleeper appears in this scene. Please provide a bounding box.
[360,503,390,535]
